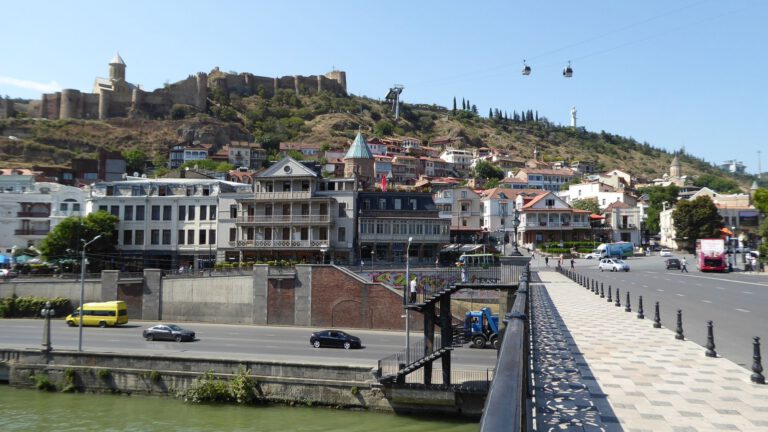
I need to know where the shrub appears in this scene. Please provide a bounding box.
[149,370,161,384]
[97,369,111,380]
[0,296,72,318]
[177,368,260,405]
[30,373,56,391]
[61,368,77,393]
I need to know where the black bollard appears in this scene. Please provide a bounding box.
[615,288,621,307]
[600,283,605,298]
[625,291,632,312]
[637,296,644,319]
[752,337,766,384]
[653,302,662,328]
[591,280,595,293]
[594,280,600,296]
[606,285,612,302]
[675,310,685,340]
[705,321,716,357]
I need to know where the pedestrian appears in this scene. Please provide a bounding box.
[545,256,549,267]
[461,265,467,282]
[531,251,535,260]
[559,254,564,268]
[409,276,417,303]
[570,258,575,270]
[179,264,185,274]
[680,256,688,273]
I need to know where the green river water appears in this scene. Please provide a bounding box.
[0,386,477,431]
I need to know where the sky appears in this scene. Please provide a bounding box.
[1,0,765,176]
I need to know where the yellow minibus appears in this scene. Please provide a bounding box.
[65,301,128,327]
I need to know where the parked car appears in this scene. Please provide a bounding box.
[142,324,196,342]
[584,251,602,259]
[309,330,361,349]
[665,258,681,270]
[0,268,18,278]
[659,249,673,257]
[598,258,630,272]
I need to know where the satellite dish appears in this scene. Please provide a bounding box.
[133,171,139,177]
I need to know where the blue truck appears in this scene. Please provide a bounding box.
[597,242,634,259]
[463,307,501,349]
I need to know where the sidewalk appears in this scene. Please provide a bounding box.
[533,269,768,432]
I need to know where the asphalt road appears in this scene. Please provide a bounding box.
[0,319,498,372]
[534,253,768,369]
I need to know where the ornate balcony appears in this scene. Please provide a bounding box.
[228,239,330,249]
[252,191,312,200]
[236,214,331,225]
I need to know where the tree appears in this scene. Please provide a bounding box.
[571,198,600,215]
[122,149,149,175]
[693,173,741,193]
[638,185,680,234]
[374,120,394,137]
[39,212,119,272]
[180,159,232,172]
[462,98,466,110]
[489,108,493,118]
[672,196,724,252]
[452,97,457,114]
[754,188,768,262]
[473,160,504,180]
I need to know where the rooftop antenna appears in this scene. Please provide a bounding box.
[385,85,404,120]
[759,150,763,179]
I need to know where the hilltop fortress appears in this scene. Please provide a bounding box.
[0,54,347,120]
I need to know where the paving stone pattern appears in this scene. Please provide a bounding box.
[537,270,768,432]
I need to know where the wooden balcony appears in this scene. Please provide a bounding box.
[236,214,331,225]
[228,239,330,249]
[17,211,50,218]
[15,228,49,236]
[252,191,312,200]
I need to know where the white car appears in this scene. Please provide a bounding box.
[659,249,673,257]
[584,251,602,260]
[599,258,630,272]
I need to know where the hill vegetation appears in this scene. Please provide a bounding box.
[0,90,761,191]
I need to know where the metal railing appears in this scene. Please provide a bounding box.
[236,214,331,224]
[479,263,531,432]
[395,368,495,392]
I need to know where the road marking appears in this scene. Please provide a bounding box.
[676,294,685,297]
[735,308,750,313]
[656,289,665,292]
[701,300,712,304]
[642,285,649,288]
[695,284,703,287]
[665,272,768,287]
[717,287,725,290]
[743,291,753,294]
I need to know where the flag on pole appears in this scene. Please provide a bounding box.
[381,174,387,192]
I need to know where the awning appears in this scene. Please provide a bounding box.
[590,214,605,220]
[720,227,733,236]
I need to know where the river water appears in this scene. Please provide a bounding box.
[0,386,477,431]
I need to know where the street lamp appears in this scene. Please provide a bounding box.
[404,236,413,365]
[511,208,521,255]
[320,247,327,264]
[78,233,102,352]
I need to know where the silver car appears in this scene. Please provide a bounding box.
[598,258,630,272]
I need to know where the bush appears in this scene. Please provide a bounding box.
[97,369,111,380]
[30,373,56,391]
[177,368,260,405]
[0,296,72,318]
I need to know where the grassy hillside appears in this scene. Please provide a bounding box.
[0,91,758,190]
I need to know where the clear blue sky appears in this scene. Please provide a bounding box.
[1,0,765,175]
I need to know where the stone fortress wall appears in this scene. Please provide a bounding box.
[0,59,347,120]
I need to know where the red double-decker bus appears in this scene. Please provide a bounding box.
[695,238,727,272]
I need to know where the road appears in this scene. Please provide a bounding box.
[0,319,498,371]
[533,253,768,369]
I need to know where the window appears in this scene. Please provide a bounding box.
[151,205,161,221]
[187,230,194,245]
[394,199,402,210]
[124,205,133,221]
[178,230,185,245]
[319,227,328,241]
[338,203,346,217]
[134,230,144,245]
[338,227,346,242]
[73,203,81,212]
[229,228,236,241]
[319,203,327,215]
[199,230,207,244]
[209,205,217,220]
[545,199,555,208]
[162,229,171,245]
[60,203,68,212]
[202,186,210,196]
[410,199,417,210]
[209,229,216,244]
[379,198,386,209]
[99,205,108,213]
[123,230,132,245]
[136,205,145,221]
[178,205,186,221]
[200,205,207,220]
[230,205,237,219]
[106,186,114,196]
[163,205,172,221]
[188,205,196,220]
[150,229,160,245]
[131,186,143,196]
[158,185,166,196]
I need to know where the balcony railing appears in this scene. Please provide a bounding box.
[252,191,312,200]
[17,211,50,218]
[228,239,330,248]
[524,221,590,229]
[236,214,331,224]
[15,228,49,236]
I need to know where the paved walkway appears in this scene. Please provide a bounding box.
[534,269,768,432]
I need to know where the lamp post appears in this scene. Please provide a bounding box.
[511,208,521,255]
[78,233,102,352]
[41,301,55,353]
[404,236,413,365]
[320,247,327,265]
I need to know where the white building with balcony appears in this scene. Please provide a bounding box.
[439,148,473,174]
[434,187,484,243]
[515,191,592,248]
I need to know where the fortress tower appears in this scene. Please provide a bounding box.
[109,53,126,82]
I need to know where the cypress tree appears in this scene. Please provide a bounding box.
[453,97,457,114]
[462,98,466,110]
[489,108,493,118]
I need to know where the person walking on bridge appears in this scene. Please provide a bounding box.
[409,276,418,303]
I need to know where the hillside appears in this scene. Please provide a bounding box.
[0,91,757,190]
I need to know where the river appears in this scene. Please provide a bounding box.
[0,386,477,431]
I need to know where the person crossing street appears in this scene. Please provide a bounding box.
[681,257,689,273]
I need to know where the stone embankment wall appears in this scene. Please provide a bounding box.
[0,349,485,418]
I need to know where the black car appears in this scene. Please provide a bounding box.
[665,258,681,270]
[143,324,196,342]
[309,330,361,349]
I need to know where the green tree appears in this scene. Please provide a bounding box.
[754,188,768,262]
[473,160,504,180]
[693,173,741,193]
[286,150,304,160]
[122,149,148,175]
[638,185,680,234]
[39,212,119,272]
[571,198,600,215]
[672,196,724,252]
[452,97,457,114]
[179,159,233,173]
[374,120,394,137]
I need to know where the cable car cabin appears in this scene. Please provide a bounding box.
[522,62,531,76]
[563,62,573,78]
[457,253,499,269]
